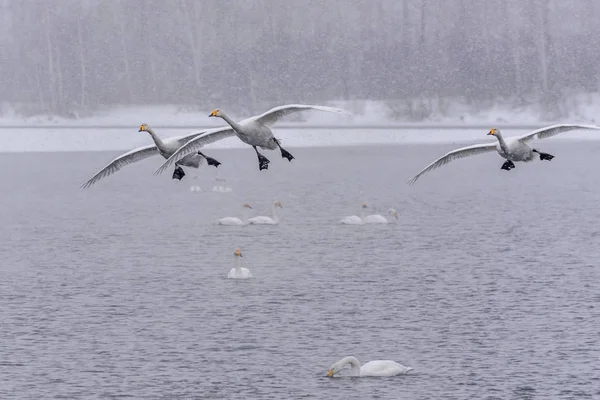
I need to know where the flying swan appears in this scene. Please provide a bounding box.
[153,104,351,174]
[247,200,283,225]
[81,124,221,188]
[227,248,252,279]
[216,203,253,225]
[408,124,600,185]
[327,356,413,377]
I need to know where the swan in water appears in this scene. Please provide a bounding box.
[408,124,600,185]
[363,208,399,224]
[327,356,413,377]
[216,203,253,225]
[212,177,232,193]
[339,203,367,225]
[227,248,252,279]
[81,124,222,188]
[247,200,283,225]
[152,104,350,174]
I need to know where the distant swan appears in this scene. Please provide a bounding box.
[227,248,252,279]
[339,203,367,225]
[212,177,232,193]
[81,124,221,188]
[363,208,399,224]
[408,124,600,185]
[216,203,252,226]
[327,356,413,378]
[247,200,283,225]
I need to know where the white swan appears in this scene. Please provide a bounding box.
[81,124,222,188]
[152,104,351,174]
[227,248,252,279]
[339,203,367,225]
[212,177,232,193]
[247,200,283,225]
[216,203,252,225]
[363,208,399,224]
[408,124,600,185]
[327,356,413,377]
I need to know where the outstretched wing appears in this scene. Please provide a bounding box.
[252,104,351,126]
[408,142,497,185]
[81,144,158,188]
[172,129,210,146]
[518,124,600,143]
[153,127,236,176]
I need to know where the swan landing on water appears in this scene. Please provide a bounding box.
[327,356,413,377]
[227,248,252,279]
[408,124,600,185]
[81,124,222,188]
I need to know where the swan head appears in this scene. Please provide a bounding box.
[208,109,222,118]
[274,200,283,208]
[387,208,398,219]
[234,248,242,257]
[361,202,367,209]
[243,202,252,209]
[487,128,501,137]
[138,123,149,132]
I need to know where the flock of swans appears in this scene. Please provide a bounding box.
[79,102,600,378]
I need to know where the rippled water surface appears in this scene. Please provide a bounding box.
[1,142,600,399]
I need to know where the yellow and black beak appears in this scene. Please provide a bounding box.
[327,369,334,377]
[138,125,146,132]
[208,110,218,117]
[487,128,496,136]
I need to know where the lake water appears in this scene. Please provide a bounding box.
[1,141,599,399]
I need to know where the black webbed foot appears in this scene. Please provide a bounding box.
[172,165,186,180]
[533,149,554,161]
[501,160,515,171]
[253,146,270,171]
[273,138,295,162]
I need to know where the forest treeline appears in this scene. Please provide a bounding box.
[0,0,597,119]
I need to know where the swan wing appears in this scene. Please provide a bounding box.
[153,127,236,175]
[360,360,412,377]
[81,144,159,188]
[518,123,600,143]
[252,104,351,126]
[170,129,211,146]
[407,142,497,185]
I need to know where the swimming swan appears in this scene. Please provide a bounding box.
[339,203,367,225]
[327,356,413,377]
[227,248,252,279]
[81,124,221,188]
[247,200,283,225]
[408,124,600,185]
[216,203,252,225]
[152,104,350,174]
[363,208,399,224]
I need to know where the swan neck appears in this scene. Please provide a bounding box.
[341,356,361,376]
[495,132,508,149]
[234,256,241,271]
[220,112,243,133]
[146,128,165,150]
[272,204,279,221]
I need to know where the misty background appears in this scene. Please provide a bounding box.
[0,0,598,121]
